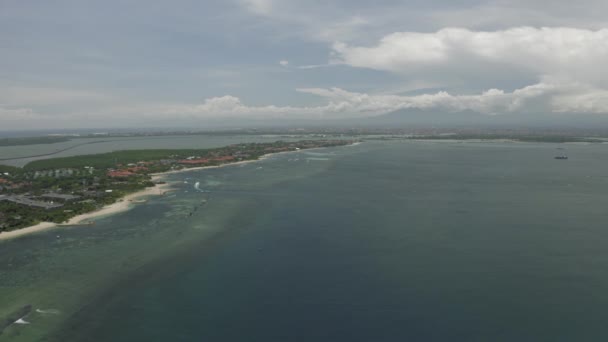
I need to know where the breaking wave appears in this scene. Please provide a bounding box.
[36,309,61,315]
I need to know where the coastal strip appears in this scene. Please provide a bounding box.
[149,149,291,177]
[0,151,291,241]
[0,182,173,241]
[0,140,356,241]
[0,150,294,241]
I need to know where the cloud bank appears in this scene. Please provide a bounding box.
[332,27,608,87]
[165,82,608,119]
[5,81,608,130]
[4,0,608,129]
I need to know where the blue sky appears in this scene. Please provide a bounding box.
[2,0,608,129]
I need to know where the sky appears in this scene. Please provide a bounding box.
[2,0,608,129]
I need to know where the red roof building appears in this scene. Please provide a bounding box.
[107,170,136,178]
[178,158,210,165]
[213,156,235,162]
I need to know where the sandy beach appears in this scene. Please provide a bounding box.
[0,156,271,241]
[0,182,173,241]
[0,155,279,242]
[148,148,318,177]
[149,154,277,177]
[0,146,338,242]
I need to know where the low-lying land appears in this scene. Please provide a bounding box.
[0,136,71,147]
[406,133,607,143]
[0,139,353,233]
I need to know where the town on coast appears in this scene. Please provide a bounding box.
[0,140,354,239]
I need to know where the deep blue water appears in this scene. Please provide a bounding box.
[4,141,608,341]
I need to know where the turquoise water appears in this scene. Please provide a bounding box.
[3,141,608,341]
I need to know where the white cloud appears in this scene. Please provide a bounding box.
[332,27,608,87]
[279,60,289,66]
[241,0,274,15]
[157,83,608,119]
[549,84,608,114]
[164,95,297,119]
[5,82,608,130]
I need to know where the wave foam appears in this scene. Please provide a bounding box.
[36,309,61,315]
[14,318,30,325]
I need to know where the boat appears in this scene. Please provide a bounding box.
[554,156,568,160]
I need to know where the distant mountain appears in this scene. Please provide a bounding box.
[367,108,608,129]
[367,108,489,127]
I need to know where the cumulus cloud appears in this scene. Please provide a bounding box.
[6,82,608,130]
[160,83,608,119]
[332,27,608,87]
[279,60,289,66]
[164,95,300,119]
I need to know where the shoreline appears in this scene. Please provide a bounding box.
[0,182,173,241]
[0,144,351,241]
[149,148,304,177]
[0,153,281,241]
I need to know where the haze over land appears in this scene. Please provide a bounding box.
[5,3,608,340]
[3,0,608,130]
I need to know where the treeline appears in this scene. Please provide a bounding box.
[0,200,98,230]
[0,177,153,232]
[0,136,70,146]
[23,149,209,171]
[1,140,353,232]
[0,165,22,175]
[23,142,286,171]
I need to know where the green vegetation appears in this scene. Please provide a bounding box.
[0,136,70,146]
[24,149,210,170]
[23,140,347,171]
[0,200,98,228]
[0,140,354,233]
[0,165,22,175]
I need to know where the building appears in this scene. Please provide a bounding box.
[107,170,136,178]
[39,193,81,203]
[0,195,64,209]
[178,158,210,165]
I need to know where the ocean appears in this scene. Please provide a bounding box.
[2,140,608,341]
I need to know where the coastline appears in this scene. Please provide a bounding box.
[0,144,351,242]
[0,182,173,241]
[0,154,274,241]
[149,148,300,177]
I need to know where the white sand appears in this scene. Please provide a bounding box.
[150,157,270,177]
[0,222,58,241]
[0,182,173,241]
[149,149,306,177]
[0,146,343,241]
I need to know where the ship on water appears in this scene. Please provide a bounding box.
[554,156,568,160]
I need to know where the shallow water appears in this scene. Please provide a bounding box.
[2,141,608,341]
